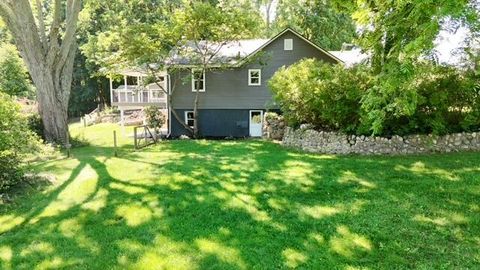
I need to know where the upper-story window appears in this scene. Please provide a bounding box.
[191,69,205,92]
[248,69,261,86]
[284,39,293,51]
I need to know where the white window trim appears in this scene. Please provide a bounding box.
[248,69,262,86]
[184,111,195,128]
[284,38,293,51]
[191,69,206,92]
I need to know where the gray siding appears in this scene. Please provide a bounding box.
[171,30,337,110]
[171,109,253,137]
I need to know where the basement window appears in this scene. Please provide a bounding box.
[185,111,195,128]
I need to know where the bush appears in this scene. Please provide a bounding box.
[144,106,166,133]
[0,44,34,98]
[0,151,24,193]
[27,113,44,139]
[0,92,42,192]
[269,59,480,136]
[269,59,372,133]
[361,63,480,135]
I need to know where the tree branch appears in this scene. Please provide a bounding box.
[56,0,81,68]
[0,2,17,29]
[34,0,48,51]
[48,0,62,43]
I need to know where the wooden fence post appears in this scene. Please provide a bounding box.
[134,127,138,149]
[113,130,118,157]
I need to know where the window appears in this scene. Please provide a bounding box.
[191,70,205,92]
[284,39,293,51]
[185,111,195,128]
[248,69,262,86]
[126,76,138,85]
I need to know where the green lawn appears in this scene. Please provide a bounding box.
[1,123,479,269]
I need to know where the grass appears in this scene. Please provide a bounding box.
[1,123,480,269]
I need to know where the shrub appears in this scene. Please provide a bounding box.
[0,151,24,193]
[27,113,44,139]
[269,59,372,133]
[361,63,480,135]
[0,92,42,192]
[270,59,480,136]
[144,106,166,133]
[0,44,34,98]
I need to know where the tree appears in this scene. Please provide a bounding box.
[0,0,82,145]
[0,44,33,97]
[272,0,357,50]
[332,0,479,72]
[329,0,479,134]
[170,1,261,137]
[90,1,261,138]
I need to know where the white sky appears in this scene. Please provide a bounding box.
[435,27,470,65]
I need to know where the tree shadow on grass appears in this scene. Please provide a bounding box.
[0,140,479,269]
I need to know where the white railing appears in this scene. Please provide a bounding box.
[111,86,167,104]
[110,74,168,107]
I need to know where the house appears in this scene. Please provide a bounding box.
[109,28,347,137]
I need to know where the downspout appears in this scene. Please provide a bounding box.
[167,73,172,138]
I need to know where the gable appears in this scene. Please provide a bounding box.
[241,28,342,65]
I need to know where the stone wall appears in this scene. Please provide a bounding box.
[283,127,480,155]
[263,112,286,140]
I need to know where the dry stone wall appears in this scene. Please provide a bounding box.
[282,127,480,155]
[263,112,286,140]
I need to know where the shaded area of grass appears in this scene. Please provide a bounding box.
[0,123,479,269]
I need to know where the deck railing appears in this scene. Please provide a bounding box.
[111,85,167,105]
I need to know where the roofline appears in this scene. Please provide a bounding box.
[236,27,344,66]
[111,28,344,72]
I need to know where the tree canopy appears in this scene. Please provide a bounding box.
[332,0,480,70]
[272,0,357,50]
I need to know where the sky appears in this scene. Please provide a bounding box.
[435,27,470,65]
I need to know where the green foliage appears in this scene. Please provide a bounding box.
[0,92,40,154]
[0,44,33,98]
[0,93,42,193]
[0,151,24,193]
[272,0,357,50]
[26,113,44,139]
[270,59,480,136]
[269,59,370,133]
[145,106,166,132]
[82,0,263,71]
[69,53,109,118]
[361,63,480,135]
[332,0,479,72]
[80,0,183,70]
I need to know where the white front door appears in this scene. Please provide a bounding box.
[249,110,263,137]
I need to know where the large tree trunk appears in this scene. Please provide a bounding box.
[0,0,81,145]
[33,61,75,144]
